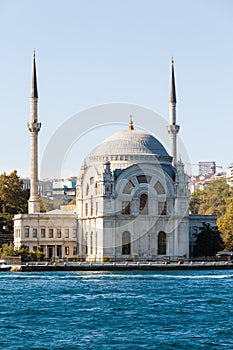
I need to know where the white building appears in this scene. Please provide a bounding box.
[14,210,77,259]
[13,55,215,260]
[189,173,213,193]
[76,123,190,261]
[226,164,233,187]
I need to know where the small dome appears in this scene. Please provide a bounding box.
[93,129,169,157]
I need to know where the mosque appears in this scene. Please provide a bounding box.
[13,54,215,261]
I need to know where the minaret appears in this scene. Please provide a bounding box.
[167,57,180,165]
[27,51,41,213]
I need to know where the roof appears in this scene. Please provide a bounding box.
[92,129,169,157]
[46,209,75,215]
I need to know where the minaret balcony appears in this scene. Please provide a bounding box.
[27,121,41,132]
[167,124,180,134]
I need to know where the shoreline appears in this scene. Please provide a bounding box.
[9,261,233,272]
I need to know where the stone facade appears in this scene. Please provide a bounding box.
[14,211,77,259]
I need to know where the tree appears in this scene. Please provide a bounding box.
[189,190,204,214]
[0,213,14,234]
[189,178,233,252]
[0,244,45,261]
[193,223,224,257]
[0,243,18,257]
[0,171,29,239]
[189,178,233,217]
[217,200,233,251]
[40,197,70,212]
[0,171,29,214]
[18,246,45,262]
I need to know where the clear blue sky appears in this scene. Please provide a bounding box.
[0,0,232,178]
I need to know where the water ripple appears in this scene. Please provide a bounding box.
[0,270,233,349]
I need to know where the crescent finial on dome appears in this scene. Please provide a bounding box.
[128,115,134,130]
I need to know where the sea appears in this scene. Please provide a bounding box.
[0,270,233,350]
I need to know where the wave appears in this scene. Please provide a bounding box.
[1,271,233,281]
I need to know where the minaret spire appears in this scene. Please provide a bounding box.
[31,50,38,99]
[128,115,134,130]
[167,57,180,165]
[170,56,176,105]
[27,51,41,213]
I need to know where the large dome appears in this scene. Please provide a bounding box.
[93,129,169,157]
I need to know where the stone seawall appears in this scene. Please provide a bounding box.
[15,262,233,272]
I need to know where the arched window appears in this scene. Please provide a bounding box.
[123,180,135,194]
[91,195,93,216]
[85,203,88,216]
[158,231,166,255]
[85,232,88,255]
[122,231,131,255]
[137,175,151,184]
[154,181,165,194]
[158,201,167,215]
[90,232,93,254]
[122,201,131,215]
[86,183,89,196]
[139,193,148,214]
[95,182,98,194]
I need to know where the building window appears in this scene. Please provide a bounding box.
[158,201,167,215]
[90,177,94,185]
[47,245,54,259]
[139,193,148,214]
[96,202,98,215]
[95,182,98,195]
[90,232,93,254]
[64,229,69,238]
[15,228,21,238]
[72,229,76,239]
[123,180,135,194]
[86,183,89,196]
[85,232,88,255]
[33,228,37,238]
[122,201,131,215]
[24,227,30,238]
[91,195,93,216]
[65,246,69,255]
[158,231,166,255]
[85,203,88,216]
[41,228,46,238]
[49,229,54,238]
[137,175,151,184]
[73,246,77,255]
[154,181,165,194]
[57,228,61,238]
[122,231,131,255]
[57,245,62,258]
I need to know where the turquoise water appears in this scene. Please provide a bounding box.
[0,271,233,349]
